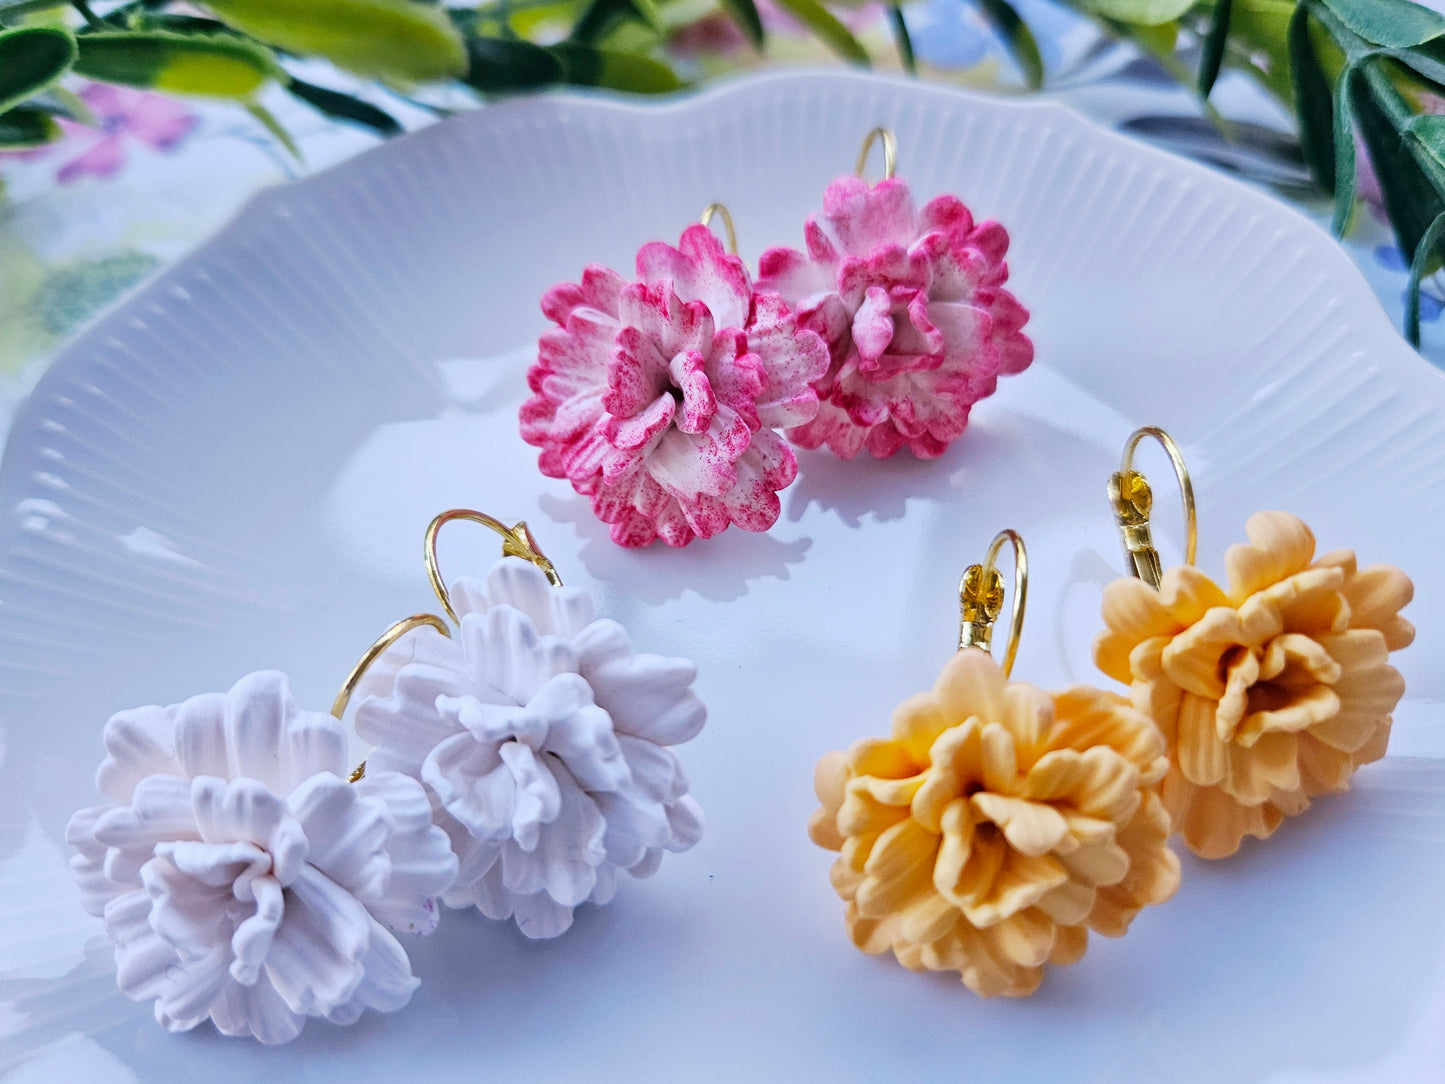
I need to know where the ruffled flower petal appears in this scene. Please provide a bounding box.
[68,671,455,1043]
[758,174,1032,459]
[523,223,828,546]
[812,649,1179,997]
[1095,511,1413,857]
[357,558,706,936]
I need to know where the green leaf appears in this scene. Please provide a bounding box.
[550,42,684,92]
[1330,60,1363,235]
[1197,0,1233,97]
[0,26,76,115]
[73,30,277,97]
[1318,0,1445,48]
[0,104,60,146]
[204,0,466,81]
[1082,0,1195,27]
[717,0,764,50]
[245,100,301,161]
[1406,210,1445,347]
[977,0,1043,88]
[771,0,868,65]
[887,3,914,74]
[463,36,564,93]
[570,0,663,45]
[1287,0,1335,192]
[288,77,401,136]
[1354,60,1445,273]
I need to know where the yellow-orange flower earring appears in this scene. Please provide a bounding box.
[809,531,1180,998]
[1094,427,1416,859]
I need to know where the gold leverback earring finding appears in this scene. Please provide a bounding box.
[1094,426,1416,859]
[809,530,1179,999]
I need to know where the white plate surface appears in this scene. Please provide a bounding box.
[2,71,1445,1082]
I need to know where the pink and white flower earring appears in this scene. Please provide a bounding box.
[66,631,461,1043]
[758,128,1034,460]
[521,204,830,548]
[350,510,707,938]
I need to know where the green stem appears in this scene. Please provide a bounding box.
[70,0,102,27]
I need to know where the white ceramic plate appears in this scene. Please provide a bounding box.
[3,71,1444,1083]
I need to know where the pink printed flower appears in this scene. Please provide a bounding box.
[9,82,197,183]
[521,225,830,548]
[758,176,1033,459]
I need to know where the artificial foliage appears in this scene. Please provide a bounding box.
[4,0,1445,339]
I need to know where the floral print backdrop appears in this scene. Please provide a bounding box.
[1,0,1440,450]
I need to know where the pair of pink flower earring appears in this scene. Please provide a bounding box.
[520,128,1036,548]
[808,427,1415,998]
[67,511,705,1044]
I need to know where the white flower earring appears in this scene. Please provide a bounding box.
[65,623,463,1044]
[348,509,707,939]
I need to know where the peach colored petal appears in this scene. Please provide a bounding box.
[1157,564,1231,625]
[1223,730,1300,804]
[970,793,1069,856]
[1049,687,1167,781]
[1176,692,1229,786]
[1339,563,1416,648]
[808,806,845,851]
[1049,924,1088,965]
[1237,682,1340,743]
[1175,780,1283,858]
[1215,648,1259,738]
[1095,577,1177,682]
[1294,733,1355,795]
[944,826,1006,911]
[933,648,1007,724]
[1162,607,1249,699]
[962,849,1069,928]
[980,721,1021,795]
[1225,511,1316,604]
[1034,878,1096,926]
[1001,681,1053,768]
[1056,840,1130,888]
[994,907,1055,968]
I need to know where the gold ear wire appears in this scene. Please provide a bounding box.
[424,509,561,623]
[332,613,452,782]
[699,202,740,256]
[958,529,1028,678]
[855,127,898,182]
[1108,427,1198,590]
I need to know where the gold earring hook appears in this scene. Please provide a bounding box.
[699,202,739,256]
[1108,426,1198,591]
[855,127,898,182]
[425,509,561,624]
[332,612,452,782]
[958,529,1028,678]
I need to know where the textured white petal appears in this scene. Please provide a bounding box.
[222,670,292,790]
[324,918,418,1025]
[594,790,672,865]
[460,862,513,920]
[174,692,230,779]
[91,775,197,848]
[230,875,284,985]
[264,865,370,1017]
[350,622,459,707]
[589,862,618,905]
[532,680,632,793]
[155,839,269,892]
[288,774,391,902]
[500,742,562,851]
[153,943,231,1032]
[355,772,457,933]
[141,854,231,960]
[422,729,513,840]
[97,704,180,803]
[510,888,577,940]
[210,974,305,1044]
[476,561,596,637]
[629,848,664,879]
[664,794,705,851]
[66,806,112,916]
[191,777,307,886]
[441,818,502,894]
[573,620,706,745]
[441,692,546,748]
[616,735,688,802]
[279,709,349,794]
[103,845,150,886]
[531,771,605,908]
[461,606,577,704]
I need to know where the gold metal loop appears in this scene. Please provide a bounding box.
[425,509,561,624]
[855,127,898,182]
[1108,426,1198,590]
[958,529,1028,678]
[699,202,739,256]
[333,613,452,782]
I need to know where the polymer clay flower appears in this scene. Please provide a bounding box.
[521,224,829,547]
[757,175,1033,459]
[66,671,458,1044]
[809,648,1179,998]
[1095,511,1415,859]
[354,558,706,938]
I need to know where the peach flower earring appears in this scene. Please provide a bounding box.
[809,531,1179,998]
[1093,427,1415,859]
